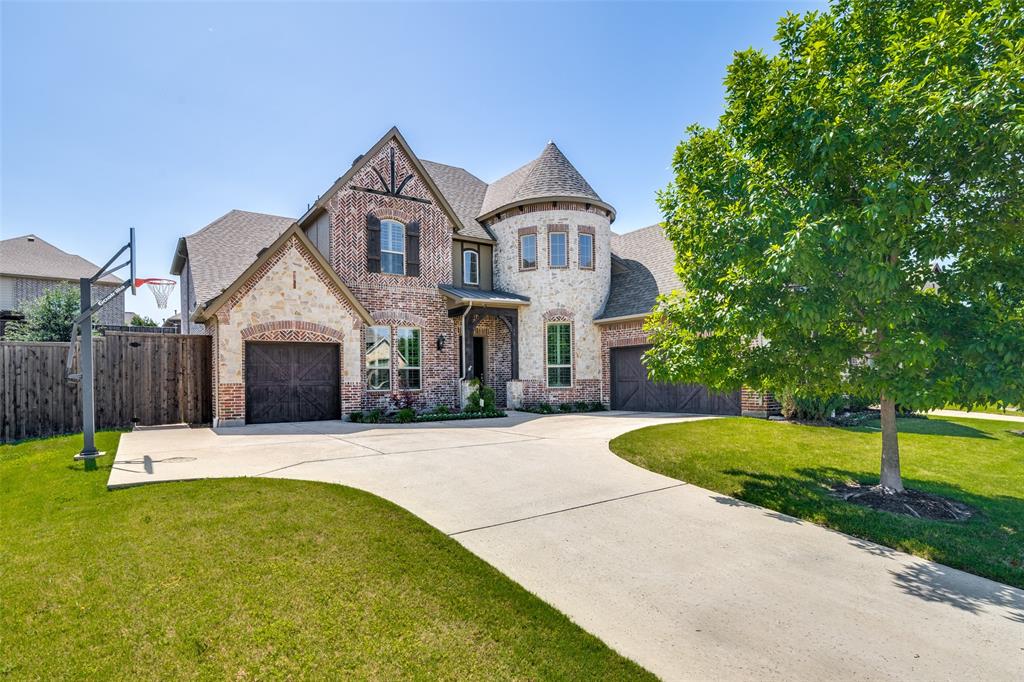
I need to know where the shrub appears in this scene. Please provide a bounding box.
[845,394,874,412]
[365,408,384,424]
[589,401,607,412]
[574,401,591,412]
[464,379,496,413]
[558,403,573,413]
[431,404,451,416]
[537,403,554,414]
[780,391,844,422]
[5,284,80,342]
[348,411,364,423]
[396,407,416,424]
[390,392,416,412]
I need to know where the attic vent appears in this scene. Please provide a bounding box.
[26,237,35,242]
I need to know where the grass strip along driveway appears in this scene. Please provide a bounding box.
[1,432,651,680]
[610,416,1024,589]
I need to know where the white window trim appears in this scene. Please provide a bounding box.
[380,219,405,275]
[548,231,568,268]
[520,233,537,270]
[397,326,422,391]
[545,321,573,388]
[578,233,594,270]
[463,249,479,286]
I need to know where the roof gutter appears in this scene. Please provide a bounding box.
[592,312,650,325]
[169,237,188,276]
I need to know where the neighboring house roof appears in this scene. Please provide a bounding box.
[0,234,122,284]
[597,224,682,321]
[479,142,614,221]
[178,209,295,305]
[197,223,373,325]
[420,161,495,242]
[438,284,531,307]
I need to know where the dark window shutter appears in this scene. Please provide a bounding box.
[405,220,421,277]
[366,213,381,273]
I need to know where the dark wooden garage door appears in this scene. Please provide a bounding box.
[245,342,340,424]
[611,345,740,415]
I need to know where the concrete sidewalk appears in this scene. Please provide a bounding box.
[927,408,1024,422]
[110,412,1024,681]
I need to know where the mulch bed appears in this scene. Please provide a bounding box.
[831,483,977,522]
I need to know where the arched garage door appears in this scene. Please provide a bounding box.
[245,342,340,424]
[611,345,740,415]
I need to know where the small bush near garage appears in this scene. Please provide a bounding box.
[520,401,606,415]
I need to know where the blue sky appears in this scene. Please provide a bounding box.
[2,1,820,321]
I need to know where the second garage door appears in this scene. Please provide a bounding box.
[245,342,340,424]
[611,345,741,415]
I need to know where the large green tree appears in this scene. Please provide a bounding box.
[649,0,1024,492]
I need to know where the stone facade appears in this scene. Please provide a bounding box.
[490,208,611,405]
[209,234,365,425]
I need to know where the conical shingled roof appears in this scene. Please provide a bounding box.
[479,142,612,219]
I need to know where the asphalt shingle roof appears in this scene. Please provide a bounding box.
[0,234,122,284]
[480,142,604,216]
[420,161,494,241]
[598,224,683,320]
[185,209,295,305]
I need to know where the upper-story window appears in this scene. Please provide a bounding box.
[520,233,537,270]
[578,232,594,269]
[380,219,405,275]
[549,231,567,268]
[463,249,479,286]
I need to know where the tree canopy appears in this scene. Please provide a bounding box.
[5,285,80,343]
[648,0,1024,489]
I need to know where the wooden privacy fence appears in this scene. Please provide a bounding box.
[0,332,212,443]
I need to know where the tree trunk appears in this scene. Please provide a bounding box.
[878,394,904,493]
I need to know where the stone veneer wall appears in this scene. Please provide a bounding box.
[209,235,364,425]
[490,208,611,405]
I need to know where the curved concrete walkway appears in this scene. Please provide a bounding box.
[110,412,1023,681]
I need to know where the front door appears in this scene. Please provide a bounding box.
[472,336,486,383]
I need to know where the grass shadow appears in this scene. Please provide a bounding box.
[845,418,995,440]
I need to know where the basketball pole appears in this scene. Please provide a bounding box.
[78,277,99,467]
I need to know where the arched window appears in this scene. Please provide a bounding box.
[380,219,405,275]
[463,249,479,286]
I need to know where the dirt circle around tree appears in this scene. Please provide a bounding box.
[830,483,977,522]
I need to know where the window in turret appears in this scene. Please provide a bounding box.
[546,323,572,387]
[579,233,594,269]
[549,231,567,268]
[520,233,537,270]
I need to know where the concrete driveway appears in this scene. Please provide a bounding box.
[110,412,1024,681]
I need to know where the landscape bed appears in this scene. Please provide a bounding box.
[0,432,651,679]
[610,416,1024,589]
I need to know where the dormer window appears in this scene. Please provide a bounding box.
[380,219,405,275]
[463,249,479,286]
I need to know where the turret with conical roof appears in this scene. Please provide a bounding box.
[477,142,615,224]
[485,141,613,407]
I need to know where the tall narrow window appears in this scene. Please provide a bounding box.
[366,326,391,390]
[549,231,567,268]
[396,327,421,390]
[578,233,594,269]
[546,323,572,387]
[463,249,479,286]
[520,233,537,270]
[380,219,405,275]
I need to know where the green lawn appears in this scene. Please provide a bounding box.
[610,417,1024,589]
[942,403,1021,416]
[1,433,651,680]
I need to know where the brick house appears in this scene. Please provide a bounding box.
[0,234,124,335]
[171,127,770,426]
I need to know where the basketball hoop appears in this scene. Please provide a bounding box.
[135,278,176,309]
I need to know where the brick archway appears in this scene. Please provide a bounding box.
[240,320,346,344]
